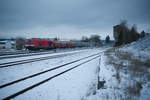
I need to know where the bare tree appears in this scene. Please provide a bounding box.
[16,37,25,50]
[81,36,89,42]
[113,20,140,46]
[105,35,110,43]
[89,35,101,46]
[54,37,59,41]
[130,25,139,42]
[140,30,146,38]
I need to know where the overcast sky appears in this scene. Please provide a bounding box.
[0,0,150,39]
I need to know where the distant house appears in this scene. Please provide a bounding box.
[0,41,6,49]
[0,40,15,50]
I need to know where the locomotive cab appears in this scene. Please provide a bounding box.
[25,39,35,50]
[25,38,55,50]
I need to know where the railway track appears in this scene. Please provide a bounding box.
[0,51,85,68]
[0,52,102,100]
[0,50,45,56]
[0,51,54,60]
[0,48,89,60]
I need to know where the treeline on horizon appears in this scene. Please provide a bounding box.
[113,20,149,46]
[14,34,111,50]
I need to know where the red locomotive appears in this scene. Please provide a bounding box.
[25,38,54,50]
[25,38,77,50]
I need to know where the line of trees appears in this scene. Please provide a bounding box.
[113,20,148,46]
[105,35,110,43]
[15,37,25,50]
[81,35,102,46]
[15,34,102,50]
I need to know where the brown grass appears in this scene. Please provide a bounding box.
[85,83,97,97]
[104,48,123,83]
[115,50,150,68]
[104,47,150,99]
[126,82,142,96]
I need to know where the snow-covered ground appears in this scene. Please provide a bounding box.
[0,48,94,64]
[0,47,92,59]
[85,35,150,100]
[0,47,107,100]
[1,34,150,100]
[119,35,150,61]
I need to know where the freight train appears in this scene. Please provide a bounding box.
[25,38,89,50]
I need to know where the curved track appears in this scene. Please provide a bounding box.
[0,50,87,68]
[0,52,102,100]
[0,50,45,57]
[0,51,54,60]
[0,48,89,60]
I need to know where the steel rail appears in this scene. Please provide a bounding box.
[0,51,54,60]
[0,52,101,89]
[2,55,101,100]
[0,51,83,68]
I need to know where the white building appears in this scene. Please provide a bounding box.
[0,40,15,50]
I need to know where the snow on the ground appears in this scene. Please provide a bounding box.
[13,56,99,100]
[85,35,150,100]
[0,48,102,85]
[119,34,150,61]
[0,47,91,60]
[0,48,106,100]
[0,48,93,64]
[85,52,124,100]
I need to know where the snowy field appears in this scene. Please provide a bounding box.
[1,34,150,100]
[0,47,92,59]
[85,35,150,100]
[119,35,150,62]
[0,47,107,100]
[0,48,94,63]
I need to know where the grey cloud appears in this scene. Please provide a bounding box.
[0,0,150,38]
